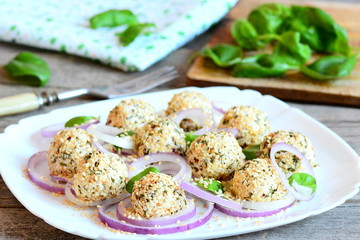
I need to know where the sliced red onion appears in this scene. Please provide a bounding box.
[216,128,239,138]
[27,151,65,194]
[40,122,66,138]
[180,181,243,211]
[173,108,214,134]
[87,124,134,149]
[215,200,293,218]
[116,197,196,227]
[64,182,129,207]
[270,142,316,201]
[50,175,69,184]
[98,198,214,234]
[40,120,100,138]
[93,140,113,154]
[211,100,233,115]
[129,153,192,183]
[241,194,295,211]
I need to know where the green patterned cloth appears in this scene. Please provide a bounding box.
[0,0,238,71]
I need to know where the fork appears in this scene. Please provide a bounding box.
[0,66,178,116]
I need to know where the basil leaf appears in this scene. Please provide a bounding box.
[242,144,260,160]
[196,179,224,194]
[117,23,155,46]
[200,44,243,67]
[185,132,199,146]
[288,6,350,55]
[4,51,51,87]
[288,173,317,194]
[113,131,136,151]
[232,54,293,78]
[273,31,312,66]
[248,3,291,34]
[90,9,138,29]
[300,54,359,80]
[126,167,160,193]
[231,19,271,50]
[64,116,98,128]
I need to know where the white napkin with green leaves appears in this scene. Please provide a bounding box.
[0,0,237,71]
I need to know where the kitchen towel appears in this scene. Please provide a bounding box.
[0,0,238,71]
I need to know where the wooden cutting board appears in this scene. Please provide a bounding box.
[187,0,360,106]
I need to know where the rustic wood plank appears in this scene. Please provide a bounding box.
[187,0,360,106]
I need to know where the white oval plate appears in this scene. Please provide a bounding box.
[1,87,360,240]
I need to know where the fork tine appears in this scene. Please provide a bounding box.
[89,66,178,99]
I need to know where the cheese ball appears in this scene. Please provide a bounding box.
[47,128,94,181]
[131,172,187,219]
[187,131,245,180]
[218,105,270,147]
[258,130,316,174]
[106,99,156,132]
[134,117,187,156]
[230,158,287,202]
[165,91,214,132]
[72,151,128,201]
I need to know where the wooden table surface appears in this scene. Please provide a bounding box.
[1,0,359,239]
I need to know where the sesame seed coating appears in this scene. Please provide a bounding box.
[131,172,187,219]
[47,128,94,181]
[106,99,156,132]
[258,130,316,174]
[218,105,270,148]
[187,131,245,180]
[134,117,187,156]
[230,158,287,202]
[72,151,128,201]
[165,91,214,131]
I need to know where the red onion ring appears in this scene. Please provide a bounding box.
[129,153,192,183]
[180,181,243,211]
[215,201,293,218]
[216,128,239,137]
[116,197,196,227]
[211,100,233,115]
[64,182,129,207]
[241,194,295,211]
[173,108,214,134]
[40,120,99,138]
[270,142,316,201]
[87,124,134,149]
[27,151,65,194]
[98,198,214,234]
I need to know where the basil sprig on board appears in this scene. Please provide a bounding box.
[4,52,51,87]
[89,9,155,46]
[197,3,358,81]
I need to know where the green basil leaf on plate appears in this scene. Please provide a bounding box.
[126,167,160,193]
[117,23,156,46]
[200,44,243,67]
[195,178,224,194]
[64,116,98,128]
[288,172,317,194]
[4,51,51,87]
[242,144,260,160]
[300,54,359,80]
[90,9,138,29]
